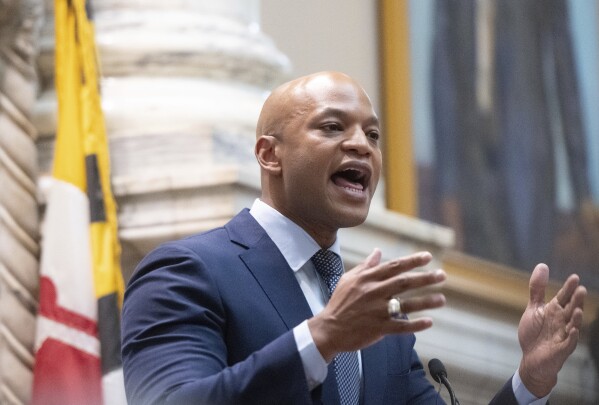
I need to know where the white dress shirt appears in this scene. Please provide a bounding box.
[249,199,548,404]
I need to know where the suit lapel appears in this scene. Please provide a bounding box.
[227,210,341,403]
[227,210,313,329]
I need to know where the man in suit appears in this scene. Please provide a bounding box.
[121,71,586,404]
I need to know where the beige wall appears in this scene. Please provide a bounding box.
[260,0,381,113]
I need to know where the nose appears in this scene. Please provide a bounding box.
[342,126,372,156]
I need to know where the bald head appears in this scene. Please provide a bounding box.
[256,71,369,140]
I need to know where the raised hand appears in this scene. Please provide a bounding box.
[517,264,587,397]
[308,249,447,362]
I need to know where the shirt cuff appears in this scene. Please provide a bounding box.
[293,320,328,390]
[512,369,551,405]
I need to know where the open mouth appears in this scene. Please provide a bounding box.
[331,165,371,192]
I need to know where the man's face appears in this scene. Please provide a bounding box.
[274,74,382,239]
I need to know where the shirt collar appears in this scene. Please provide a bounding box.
[249,199,341,271]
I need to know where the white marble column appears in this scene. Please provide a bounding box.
[33,0,291,279]
[0,0,43,404]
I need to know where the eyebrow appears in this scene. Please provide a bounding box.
[312,107,380,126]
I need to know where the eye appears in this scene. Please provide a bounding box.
[366,130,380,141]
[321,122,343,132]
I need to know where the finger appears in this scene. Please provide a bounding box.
[351,248,383,273]
[381,269,446,296]
[567,307,584,332]
[384,317,434,335]
[528,263,549,306]
[365,248,382,268]
[564,285,587,321]
[393,293,446,315]
[573,285,587,310]
[561,326,580,358]
[370,251,433,280]
[555,274,581,309]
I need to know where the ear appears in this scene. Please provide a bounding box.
[255,135,282,175]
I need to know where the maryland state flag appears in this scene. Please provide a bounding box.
[32,0,126,404]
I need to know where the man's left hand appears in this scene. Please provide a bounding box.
[517,264,587,398]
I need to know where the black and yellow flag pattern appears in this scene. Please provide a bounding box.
[32,0,126,403]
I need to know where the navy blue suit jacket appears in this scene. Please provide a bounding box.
[122,209,518,404]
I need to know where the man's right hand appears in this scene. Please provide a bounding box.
[308,249,447,363]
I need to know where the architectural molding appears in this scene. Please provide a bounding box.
[0,0,43,403]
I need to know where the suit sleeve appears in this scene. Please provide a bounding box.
[489,377,520,405]
[121,243,311,405]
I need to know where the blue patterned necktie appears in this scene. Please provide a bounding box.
[311,249,360,405]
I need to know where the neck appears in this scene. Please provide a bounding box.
[305,226,337,249]
[283,213,337,248]
[259,197,337,248]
